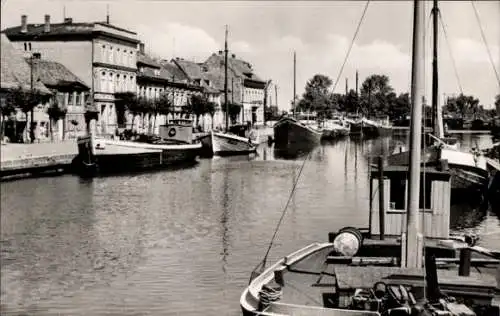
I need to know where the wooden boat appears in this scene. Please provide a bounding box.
[76,119,201,176]
[240,165,500,316]
[241,2,499,315]
[273,116,322,148]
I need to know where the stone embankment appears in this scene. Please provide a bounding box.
[0,141,78,180]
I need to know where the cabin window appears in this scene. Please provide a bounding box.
[419,177,432,209]
[24,43,27,51]
[389,177,406,210]
[28,43,32,51]
[75,92,81,106]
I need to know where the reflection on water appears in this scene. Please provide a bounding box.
[1,133,498,316]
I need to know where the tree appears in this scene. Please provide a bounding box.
[222,102,241,125]
[114,92,137,128]
[360,74,394,117]
[6,86,47,142]
[156,93,173,128]
[297,74,333,117]
[444,93,480,118]
[0,97,16,141]
[204,101,216,129]
[46,95,67,141]
[495,94,500,115]
[188,94,209,127]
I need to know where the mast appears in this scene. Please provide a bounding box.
[293,51,296,118]
[432,0,445,139]
[224,25,229,132]
[404,0,425,269]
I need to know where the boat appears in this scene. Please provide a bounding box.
[387,0,488,192]
[319,118,350,140]
[198,26,258,157]
[274,52,322,149]
[75,119,201,176]
[240,1,499,315]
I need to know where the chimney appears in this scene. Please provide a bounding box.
[64,17,72,24]
[139,42,145,54]
[44,14,50,33]
[21,15,28,33]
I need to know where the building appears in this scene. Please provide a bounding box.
[203,51,267,126]
[33,58,91,140]
[172,58,224,130]
[3,14,139,135]
[135,44,204,133]
[1,33,51,142]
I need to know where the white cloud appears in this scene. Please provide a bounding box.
[451,38,499,65]
[231,41,253,54]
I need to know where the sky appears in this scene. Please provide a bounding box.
[1,0,499,111]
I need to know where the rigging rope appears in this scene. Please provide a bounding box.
[250,149,314,281]
[438,11,464,94]
[331,0,370,94]
[471,1,500,89]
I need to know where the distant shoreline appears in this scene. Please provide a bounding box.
[391,127,491,134]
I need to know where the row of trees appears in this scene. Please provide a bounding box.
[114,91,243,131]
[295,73,499,121]
[0,86,67,142]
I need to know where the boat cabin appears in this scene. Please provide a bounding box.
[159,119,193,144]
[369,163,451,240]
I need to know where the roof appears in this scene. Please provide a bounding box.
[0,34,50,93]
[160,61,189,82]
[28,59,90,91]
[137,53,161,68]
[2,21,138,43]
[204,53,264,84]
[173,59,204,80]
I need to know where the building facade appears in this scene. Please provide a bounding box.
[203,52,267,126]
[3,14,139,135]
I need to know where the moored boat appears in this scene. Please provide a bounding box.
[75,119,201,176]
[273,116,322,148]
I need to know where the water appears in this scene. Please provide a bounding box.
[1,134,499,316]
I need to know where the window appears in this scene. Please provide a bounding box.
[108,72,114,93]
[123,50,128,66]
[75,92,81,106]
[129,76,134,91]
[68,92,74,105]
[129,51,133,66]
[24,43,27,51]
[419,177,432,209]
[28,43,32,51]
[101,45,106,61]
[116,74,121,92]
[389,177,406,210]
[100,72,107,92]
[108,46,113,63]
[116,48,121,64]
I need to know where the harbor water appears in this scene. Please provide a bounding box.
[1,133,499,315]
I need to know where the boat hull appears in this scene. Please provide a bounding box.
[273,117,322,149]
[76,136,201,176]
[211,131,257,156]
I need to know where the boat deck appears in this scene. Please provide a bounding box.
[260,243,499,314]
[95,144,162,155]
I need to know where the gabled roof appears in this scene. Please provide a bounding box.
[0,34,50,93]
[160,61,189,82]
[204,53,264,83]
[29,59,90,91]
[173,58,204,80]
[137,53,161,69]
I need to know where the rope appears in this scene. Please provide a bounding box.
[438,11,464,94]
[250,149,314,281]
[258,284,283,306]
[331,0,370,94]
[471,1,500,89]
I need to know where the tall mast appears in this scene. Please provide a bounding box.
[432,0,439,137]
[224,25,229,132]
[293,51,296,118]
[404,0,425,269]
